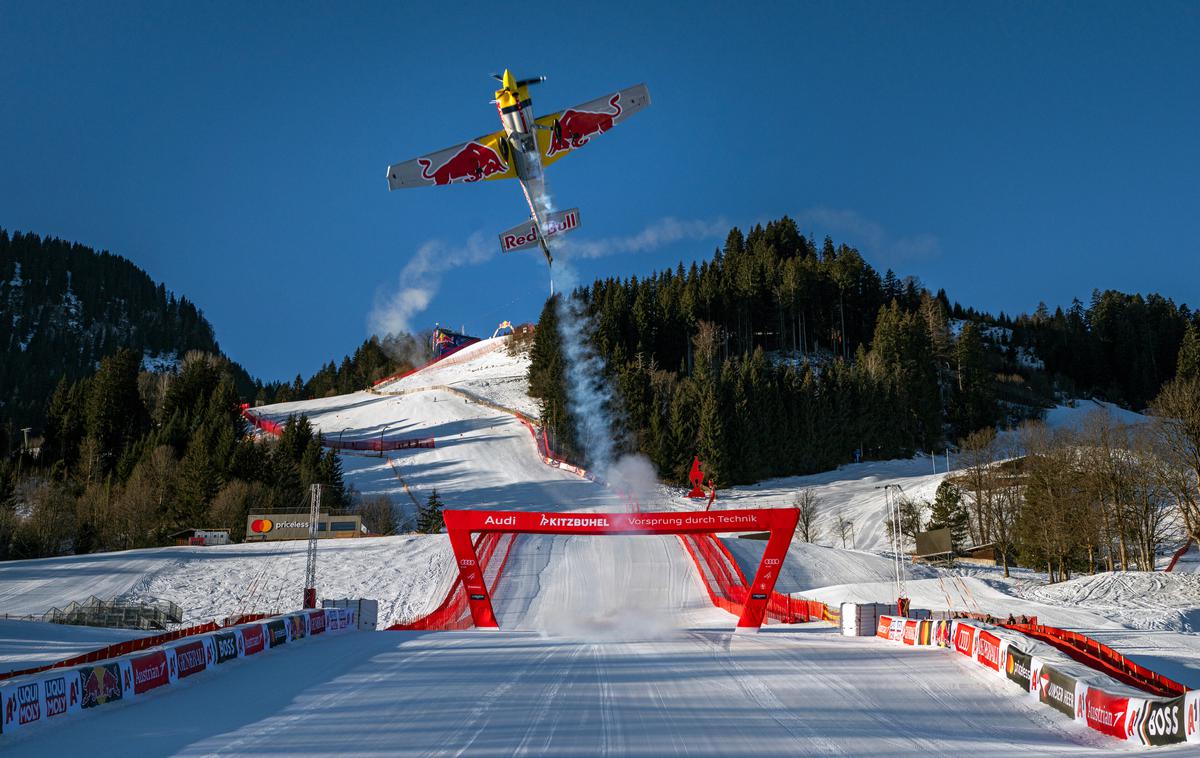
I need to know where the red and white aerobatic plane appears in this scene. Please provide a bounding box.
[385,71,650,267]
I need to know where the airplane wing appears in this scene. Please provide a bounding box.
[386,129,518,189]
[535,83,651,168]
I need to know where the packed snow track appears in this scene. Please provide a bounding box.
[9,626,1130,756]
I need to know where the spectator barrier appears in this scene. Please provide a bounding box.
[240,406,434,452]
[871,614,1198,747]
[1003,621,1187,697]
[0,607,357,737]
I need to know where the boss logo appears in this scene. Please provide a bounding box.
[1147,705,1180,736]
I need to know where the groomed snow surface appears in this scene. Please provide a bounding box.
[4,337,1199,754]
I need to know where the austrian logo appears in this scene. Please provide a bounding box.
[132,651,170,694]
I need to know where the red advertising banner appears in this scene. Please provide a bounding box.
[131,651,170,695]
[877,615,892,639]
[308,610,326,635]
[173,641,207,679]
[241,625,265,656]
[1084,687,1132,740]
[976,630,1004,671]
[444,508,799,631]
[953,623,976,657]
[903,620,919,646]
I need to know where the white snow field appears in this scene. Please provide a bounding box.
[0,619,145,675]
[4,337,1199,754]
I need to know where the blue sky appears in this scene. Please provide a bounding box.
[2,2,1197,381]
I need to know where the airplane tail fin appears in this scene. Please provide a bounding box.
[498,208,581,255]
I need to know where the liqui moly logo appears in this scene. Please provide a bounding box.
[14,683,40,725]
[538,514,610,528]
[45,676,68,717]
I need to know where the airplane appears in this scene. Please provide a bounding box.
[385,70,650,267]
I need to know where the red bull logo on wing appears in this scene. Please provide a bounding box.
[548,94,622,156]
[419,142,508,185]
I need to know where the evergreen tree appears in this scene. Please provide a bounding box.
[417,489,445,534]
[951,322,996,436]
[926,480,970,549]
[1177,321,1200,381]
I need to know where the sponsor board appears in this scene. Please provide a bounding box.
[174,640,207,679]
[131,651,170,694]
[1186,689,1200,744]
[953,622,976,657]
[43,673,74,718]
[976,631,1003,672]
[1037,665,1079,719]
[1005,646,1033,693]
[934,620,951,648]
[309,610,326,635]
[80,663,123,709]
[902,620,918,645]
[288,614,307,641]
[876,615,892,639]
[241,624,266,655]
[214,632,239,664]
[267,619,288,647]
[1129,695,1186,746]
[1083,687,1133,740]
[4,681,40,729]
[917,620,933,645]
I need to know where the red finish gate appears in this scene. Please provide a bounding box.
[444,508,799,632]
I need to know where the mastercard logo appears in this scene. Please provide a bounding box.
[250,519,274,533]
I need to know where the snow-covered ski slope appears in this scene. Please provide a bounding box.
[5,335,1199,754]
[7,626,1149,757]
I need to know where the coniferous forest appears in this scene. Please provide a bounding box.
[529,217,1197,489]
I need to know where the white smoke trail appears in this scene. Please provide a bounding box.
[368,232,494,339]
[550,259,621,477]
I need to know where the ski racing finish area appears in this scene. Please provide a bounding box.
[5,337,1196,756]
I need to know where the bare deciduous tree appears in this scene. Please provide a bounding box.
[793,489,820,542]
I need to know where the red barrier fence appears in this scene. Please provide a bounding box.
[0,621,222,682]
[1165,540,1193,572]
[1004,622,1188,697]
[388,532,517,630]
[240,406,434,452]
[679,533,804,624]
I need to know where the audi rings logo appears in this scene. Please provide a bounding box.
[250,519,274,533]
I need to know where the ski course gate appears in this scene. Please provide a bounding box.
[445,508,799,632]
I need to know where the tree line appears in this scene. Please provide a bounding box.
[531,217,1198,487]
[0,349,350,560]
